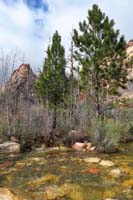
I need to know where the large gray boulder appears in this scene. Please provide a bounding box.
[0,141,20,153]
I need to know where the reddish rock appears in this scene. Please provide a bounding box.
[72,142,92,151]
[87,167,100,175]
[0,161,14,169]
[72,142,85,150]
[0,64,38,105]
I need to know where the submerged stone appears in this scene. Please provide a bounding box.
[87,167,100,174]
[27,174,60,186]
[110,168,124,177]
[84,157,101,163]
[44,185,63,200]
[44,183,84,200]
[99,160,115,167]
[105,199,118,200]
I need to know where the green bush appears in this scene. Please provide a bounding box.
[90,119,130,153]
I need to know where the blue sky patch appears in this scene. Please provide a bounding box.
[2,0,48,12]
[24,0,48,12]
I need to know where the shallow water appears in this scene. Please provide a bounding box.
[0,144,133,200]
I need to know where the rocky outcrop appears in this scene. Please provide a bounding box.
[0,64,38,104]
[120,40,133,99]
[0,141,20,153]
[6,64,36,90]
[126,40,133,59]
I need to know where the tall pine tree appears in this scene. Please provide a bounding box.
[36,31,67,130]
[73,4,130,119]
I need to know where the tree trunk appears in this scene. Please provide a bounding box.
[52,108,57,130]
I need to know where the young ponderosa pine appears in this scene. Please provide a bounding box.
[73,4,130,119]
[36,31,67,130]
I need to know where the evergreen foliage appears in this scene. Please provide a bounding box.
[36,31,67,129]
[73,4,130,118]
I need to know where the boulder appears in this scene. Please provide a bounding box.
[72,142,85,151]
[0,188,19,200]
[72,142,92,151]
[0,141,20,153]
[84,142,92,151]
[99,160,115,167]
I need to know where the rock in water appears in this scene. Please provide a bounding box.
[44,183,83,200]
[105,199,118,200]
[110,168,123,177]
[87,167,100,174]
[0,188,20,200]
[99,160,115,167]
[84,157,101,163]
[0,161,14,169]
[0,141,20,153]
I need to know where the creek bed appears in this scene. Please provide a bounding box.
[0,144,133,200]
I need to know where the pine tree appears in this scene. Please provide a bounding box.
[36,31,67,130]
[73,4,130,119]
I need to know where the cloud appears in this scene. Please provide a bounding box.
[0,0,47,69]
[0,0,133,70]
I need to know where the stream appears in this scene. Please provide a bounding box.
[0,143,133,200]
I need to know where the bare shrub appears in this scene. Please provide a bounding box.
[56,98,95,134]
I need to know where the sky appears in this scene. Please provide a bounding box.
[0,0,133,70]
